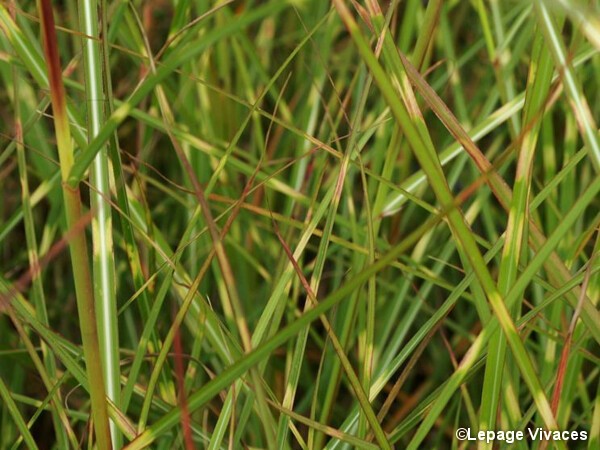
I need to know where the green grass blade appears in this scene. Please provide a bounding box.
[78,0,120,446]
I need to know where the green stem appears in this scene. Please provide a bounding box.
[36,0,112,448]
[78,0,120,446]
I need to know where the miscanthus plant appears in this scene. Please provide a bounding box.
[0,0,599,448]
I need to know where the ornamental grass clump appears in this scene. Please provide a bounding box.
[0,1,598,449]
